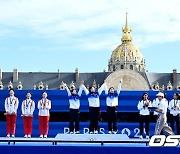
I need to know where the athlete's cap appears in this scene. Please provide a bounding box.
[156,92,164,97]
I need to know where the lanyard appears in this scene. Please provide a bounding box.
[9,97,14,106]
[26,100,31,109]
[174,99,178,107]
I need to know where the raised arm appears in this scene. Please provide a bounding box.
[104,82,108,95]
[98,83,105,95]
[64,84,71,97]
[79,81,89,95]
[78,81,85,97]
[117,79,122,95]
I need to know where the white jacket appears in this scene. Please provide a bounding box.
[80,84,104,107]
[104,83,122,107]
[21,99,35,116]
[5,96,19,114]
[38,98,51,116]
[137,100,151,115]
[66,86,83,109]
[168,99,180,116]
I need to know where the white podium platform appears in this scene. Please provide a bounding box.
[55,134,129,141]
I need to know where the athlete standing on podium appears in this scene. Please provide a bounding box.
[4,89,19,138]
[137,92,151,139]
[80,81,105,134]
[104,79,122,134]
[64,82,83,134]
[21,92,35,138]
[38,92,51,138]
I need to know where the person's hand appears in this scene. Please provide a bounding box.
[176,106,179,110]
[81,80,84,85]
[64,83,67,88]
[11,112,16,115]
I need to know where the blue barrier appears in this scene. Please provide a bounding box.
[0,90,178,112]
[0,90,178,138]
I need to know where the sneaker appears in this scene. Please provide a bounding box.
[28,135,31,138]
[112,131,117,134]
[24,135,28,138]
[75,131,80,134]
[146,135,149,139]
[11,135,15,138]
[94,130,98,134]
[108,131,112,134]
[89,131,93,134]
[70,132,74,134]
[139,135,143,139]
[44,135,47,138]
[6,134,10,138]
[39,135,43,138]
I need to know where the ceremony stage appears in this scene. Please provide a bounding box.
[0,134,179,154]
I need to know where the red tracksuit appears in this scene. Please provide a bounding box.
[5,96,19,136]
[21,99,35,135]
[38,98,51,135]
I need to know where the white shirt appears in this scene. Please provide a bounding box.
[80,84,104,107]
[158,98,168,114]
[137,100,151,115]
[38,98,51,116]
[104,83,122,107]
[21,99,35,115]
[5,96,19,114]
[168,99,180,116]
[66,86,83,109]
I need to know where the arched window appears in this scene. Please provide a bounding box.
[121,65,124,69]
[130,65,133,70]
[113,65,116,71]
[138,65,141,71]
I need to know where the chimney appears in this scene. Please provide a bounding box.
[173,69,177,88]
[57,69,60,78]
[0,68,2,80]
[75,68,79,82]
[13,68,18,82]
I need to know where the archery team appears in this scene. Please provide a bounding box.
[4,80,180,138]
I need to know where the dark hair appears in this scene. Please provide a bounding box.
[42,91,47,95]
[89,86,95,92]
[174,93,180,100]
[142,92,149,100]
[70,89,76,93]
[109,87,114,91]
[9,88,14,92]
[26,92,31,95]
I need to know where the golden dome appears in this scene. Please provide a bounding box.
[108,13,145,72]
[110,43,144,64]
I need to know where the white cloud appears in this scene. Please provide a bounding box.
[0,0,179,50]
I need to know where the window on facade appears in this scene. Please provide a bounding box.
[130,65,133,70]
[121,65,124,69]
[113,65,116,71]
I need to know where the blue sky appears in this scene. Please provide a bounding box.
[0,0,179,73]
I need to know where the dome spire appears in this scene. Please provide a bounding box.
[121,12,132,44]
[125,12,128,28]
